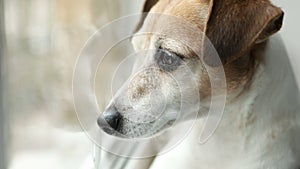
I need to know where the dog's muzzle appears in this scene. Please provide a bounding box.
[97,105,123,135]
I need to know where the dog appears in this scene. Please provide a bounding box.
[97,0,300,168]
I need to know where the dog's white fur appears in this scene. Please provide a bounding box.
[148,35,300,169]
[97,0,300,168]
[97,35,300,169]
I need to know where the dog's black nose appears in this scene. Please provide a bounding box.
[97,106,122,131]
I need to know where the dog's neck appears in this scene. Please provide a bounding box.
[213,35,299,131]
[200,43,259,104]
[223,42,265,103]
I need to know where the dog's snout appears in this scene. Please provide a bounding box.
[103,110,122,130]
[97,106,122,132]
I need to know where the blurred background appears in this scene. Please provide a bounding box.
[0,0,299,169]
[1,1,142,169]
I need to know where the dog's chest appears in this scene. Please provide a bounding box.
[151,112,298,169]
[150,86,299,169]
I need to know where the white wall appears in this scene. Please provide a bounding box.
[0,0,6,168]
[273,0,300,86]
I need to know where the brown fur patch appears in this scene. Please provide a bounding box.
[199,53,255,100]
[205,0,283,66]
[135,0,283,100]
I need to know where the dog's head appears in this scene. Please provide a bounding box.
[97,0,283,138]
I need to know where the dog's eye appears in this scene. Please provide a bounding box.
[155,48,183,72]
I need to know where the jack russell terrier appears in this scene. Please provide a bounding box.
[97,0,300,168]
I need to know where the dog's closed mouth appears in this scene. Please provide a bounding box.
[97,112,177,138]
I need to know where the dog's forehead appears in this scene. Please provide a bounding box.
[134,0,279,59]
[146,0,274,30]
[137,0,212,54]
[149,0,212,31]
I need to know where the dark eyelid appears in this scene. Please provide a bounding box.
[158,46,185,59]
[155,45,183,72]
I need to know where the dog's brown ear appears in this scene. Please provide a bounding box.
[134,0,159,33]
[204,0,284,67]
[256,10,284,44]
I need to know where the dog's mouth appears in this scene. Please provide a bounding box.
[97,114,176,138]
